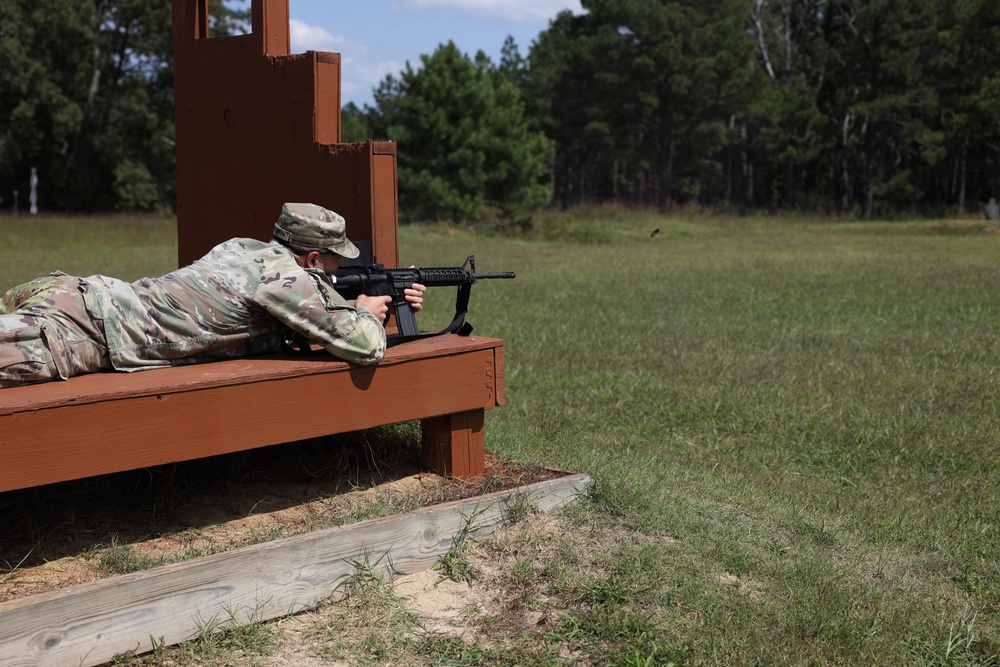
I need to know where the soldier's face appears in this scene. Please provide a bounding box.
[317,253,342,275]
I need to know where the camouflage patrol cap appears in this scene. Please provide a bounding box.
[273,203,360,259]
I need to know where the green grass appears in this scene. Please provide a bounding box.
[0,213,177,286]
[3,209,1000,665]
[399,210,1000,665]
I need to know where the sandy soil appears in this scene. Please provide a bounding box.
[0,438,559,605]
[0,434,574,666]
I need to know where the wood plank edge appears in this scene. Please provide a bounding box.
[0,473,593,667]
[0,336,505,415]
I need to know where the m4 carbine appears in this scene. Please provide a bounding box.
[332,255,515,342]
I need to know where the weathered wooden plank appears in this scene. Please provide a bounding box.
[0,473,593,667]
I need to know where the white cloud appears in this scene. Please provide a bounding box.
[342,60,404,107]
[286,20,397,106]
[391,0,583,23]
[289,18,342,52]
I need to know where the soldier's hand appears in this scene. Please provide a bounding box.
[356,294,391,321]
[404,282,426,312]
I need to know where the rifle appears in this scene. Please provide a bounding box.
[332,255,515,343]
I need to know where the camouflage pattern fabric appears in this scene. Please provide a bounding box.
[273,203,360,259]
[0,274,112,386]
[0,239,386,386]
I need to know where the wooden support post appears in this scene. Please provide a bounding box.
[422,409,486,478]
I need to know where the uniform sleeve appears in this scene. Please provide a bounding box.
[251,256,386,364]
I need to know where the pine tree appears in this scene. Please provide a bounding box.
[369,42,551,224]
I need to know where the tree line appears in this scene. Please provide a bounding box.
[0,0,245,213]
[2,0,999,220]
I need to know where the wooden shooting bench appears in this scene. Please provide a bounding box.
[0,0,505,493]
[0,335,503,493]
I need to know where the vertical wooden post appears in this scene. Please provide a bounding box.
[421,410,486,478]
[172,0,209,42]
[252,0,290,55]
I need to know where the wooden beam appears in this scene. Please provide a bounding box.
[0,473,593,667]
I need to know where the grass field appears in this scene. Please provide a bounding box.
[2,210,999,665]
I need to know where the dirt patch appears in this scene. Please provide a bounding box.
[253,514,580,667]
[717,571,765,600]
[254,511,635,666]
[394,568,490,638]
[0,428,563,605]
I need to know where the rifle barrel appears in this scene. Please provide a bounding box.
[474,272,516,280]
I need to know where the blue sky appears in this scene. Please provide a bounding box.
[270,0,584,108]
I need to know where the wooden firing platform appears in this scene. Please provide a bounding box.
[0,334,504,493]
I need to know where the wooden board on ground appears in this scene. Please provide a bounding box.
[0,472,593,667]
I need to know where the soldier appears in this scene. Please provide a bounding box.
[0,203,425,387]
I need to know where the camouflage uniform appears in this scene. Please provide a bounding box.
[1,211,387,387]
[0,274,113,385]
